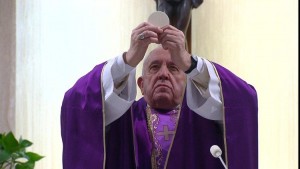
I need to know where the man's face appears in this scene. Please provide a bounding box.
[138,48,187,110]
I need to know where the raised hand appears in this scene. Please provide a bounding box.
[159,25,191,72]
[125,22,163,67]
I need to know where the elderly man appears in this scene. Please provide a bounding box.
[61,22,258,169]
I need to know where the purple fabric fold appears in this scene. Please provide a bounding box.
[61,62,258,169]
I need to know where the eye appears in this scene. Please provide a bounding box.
[149,64,160,72]
[169,65,179,72]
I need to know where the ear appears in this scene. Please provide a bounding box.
[137,77,144,95]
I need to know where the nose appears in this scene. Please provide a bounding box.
[158,65,170,81]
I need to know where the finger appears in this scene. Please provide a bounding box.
[160,33,183,47]
[133,22,163,35]
[133,23,160,40]
[137,35,160,45]
[159,29,184,43]
[161,25,184,39]
[148,37,160,44]
[161,40,177,50]
[161,24,175,30]
[133,22,151,31]
[137,30,161,40]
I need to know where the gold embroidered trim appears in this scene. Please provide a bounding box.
[210,61,228,168]
[163,107,181,169]
[100,63,107,168]
[146,105,181,169]
[146,106,158,169]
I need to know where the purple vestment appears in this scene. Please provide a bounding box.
[61,62,258,169]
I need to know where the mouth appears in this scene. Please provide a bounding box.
[154,84,171,90]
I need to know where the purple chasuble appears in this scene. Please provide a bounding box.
[147,107,180,169]
[61,62,258,169]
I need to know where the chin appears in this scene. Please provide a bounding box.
[152,96,176,110]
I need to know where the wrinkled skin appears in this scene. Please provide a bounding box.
[137,47,187,110]
[124,22,191,110]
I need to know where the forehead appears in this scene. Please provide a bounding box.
[145,48,172,64]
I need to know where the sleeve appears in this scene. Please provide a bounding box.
[186,56,223,120]
[213,63,258,169]
[61,63,106,169]
[102,54,137,125]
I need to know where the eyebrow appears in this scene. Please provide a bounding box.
[148,60,161,66]
[148,59,178,67]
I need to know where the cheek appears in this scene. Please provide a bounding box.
[174,83,185,94]
[142,80,153,94]
[173,78,186,95]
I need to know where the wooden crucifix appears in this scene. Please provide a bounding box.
[154,0,203,53]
